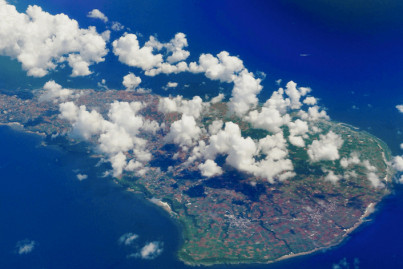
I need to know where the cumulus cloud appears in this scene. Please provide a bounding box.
[210,93,225,104]
[229,70,263,116]
[118,233,138,246]
[303,96,317,106]
[87,9,108,23]
[144,61,188,77]
[284,81,310,109]
[288,135,305,147]
[299,106,329,121]
[146,33,190,63]
[287,119,309,147]
[324,170,341,183]
[392,155,403,171]
[76,173,88,180]
[111,21,124,31]
[367,172,384,188]
[165,115,201,147]
[188,51,263,116]
[392,155,403,184]
[60,102,109,140]
[113,32,190,76]
[199,160,223,177]
[208,120,223,135]
[122,73,142,90]
[332,257,360,269]
[340,152,361,168]
[113,33,163,71]
[192,122,294,183]
[396,105,403,113]
[307,131,343,162]
[138,241,163,259]
[16,240,36,255]
[288,119,309,136]
[158,95,208,119]
[245,85,314,136]
[59,100,160,177]
[165,82,178,89]
[38,80,79,103]
[263,88,290,114]
[0,1,108,77]
[115,35,264,116]
[189,51,244,82]
[246,107,290,134]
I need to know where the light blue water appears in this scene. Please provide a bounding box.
[1,0,403,268]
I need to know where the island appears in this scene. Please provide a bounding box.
[0,87,393,266]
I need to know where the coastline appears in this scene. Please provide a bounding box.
[0,101,393,268]
[179,202,379,267]
[0,121,46,137]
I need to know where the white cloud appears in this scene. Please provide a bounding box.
[208,120,223,135]
[114,32,190,76]
[199,160,223,177]
[166,82,178,88]
[263,88,290,114]
[138,241,163,259]
[144,61,188,76]
[16,240,36,255]
[0,1,108,77]
[118,233,138,246]
[367,172,384,188]
[111,21,124,31]
[122,73,142,90]
[340,152,361,168]
[303,96,317,106]
[229,70,263,116]
[113,33,163,71]
[146,33,190,63]
[288,119,309,136]
[59,100,159,177]
[210,93,225,104]
[324,170,341,184]
[298,106,329,121]
[396,105,403,113]
[165,115,201,147]
[245,85,311,135]
[188,52,262,116]
[196,122,294,183]
[60,103,109,140]
[246,107,290,134]
[39,80,78,103]
[332,257,360,269]
[284,81,310,109]
[392,155,403,171]
[288,135,305,147]
[307,131,343,162]
[76,173,88,180]
[158,95,208,119]
[87,9,108,23]
[189,51,244,82]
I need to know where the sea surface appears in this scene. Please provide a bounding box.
[1,0,403,268]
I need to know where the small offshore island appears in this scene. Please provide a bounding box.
[0,86,393,266]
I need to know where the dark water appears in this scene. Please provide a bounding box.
[1,125,403,268]
[0,126,182,269]
[1,0,403,268]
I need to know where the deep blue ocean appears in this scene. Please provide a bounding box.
[1,0,403,268]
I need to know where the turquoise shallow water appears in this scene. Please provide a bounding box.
[1,0,403,268]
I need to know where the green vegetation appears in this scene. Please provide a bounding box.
[0,91,393,266]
